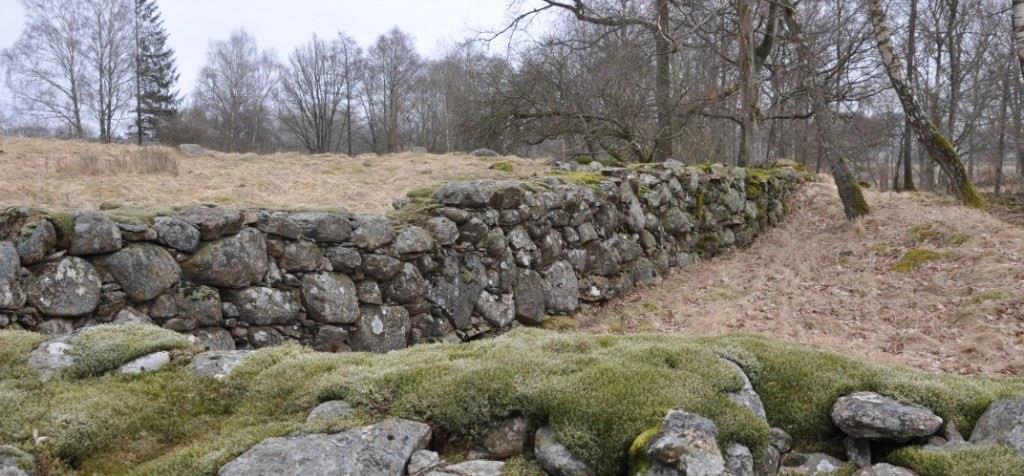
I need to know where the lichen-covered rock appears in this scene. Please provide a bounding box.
[176,284,223,327]
[191,350,251,379]
[218,419,430,476]
[968,395,1024,457]
[721,358,766,421]
[101,244,180,302]
[514,268,548,324]
[190,327,235,351]
[409,450,445,475]
[301,272,359,324]
[312,325,350,352]
[222,287,302,326]
[351,215,394,250]
[535,426,595,476]
[0,242,25,310]
[778,453,845,475]
[852,463,917,476]
[481,416,529,459]
[26,334,75,381]
[277,240,323,272]
[437,180,498,208]
[14,218,56,265]
[183,228,268,289]
[394,226,435,255]
[642,410,725,476]
[154,216,201,252]
[0,444,35,476]
[723,443,754,476]
[113,307,154,326]
[831,391,942,441]
[290,212,352,243]
[363,253,402,280]
[350,305,410,352]
[385,263,426,304]
[426,216,458,246]
[324,246,361,273]
[69,210,122,255]
[306,400,354,423]
[544,261,579,314]
[475,291,515,328]
[28,257,101,317]
[115,351,170,375]
[471,148,499,157]
[174,206,243,240]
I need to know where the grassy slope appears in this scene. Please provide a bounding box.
[1,327,1022,475]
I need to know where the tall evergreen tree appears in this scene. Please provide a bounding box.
[134,0,179,143]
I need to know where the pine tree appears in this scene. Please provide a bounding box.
[134,0,179,143]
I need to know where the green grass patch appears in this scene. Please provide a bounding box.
[548,171,605,187]
[489,161,514,172]
[1,328,1022,474]
[892,248,946,272]
[888,445,1024,476]
[65,324,191,379]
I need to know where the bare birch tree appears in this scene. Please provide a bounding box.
[278,35,349,153]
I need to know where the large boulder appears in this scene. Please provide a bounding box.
[101,244,181,302]
[178,143,206,157]
[182,228,268,289]
[176,284,223,327]
[301,273,359,325]
[0,242,25,310]
[350,305,410,353]
[513,268,549,324]
[394,226,435,255]
[535,427,595,476]
[351,215,394,250]
[174,206,244,240]
[969,395,1024,456]
[290,212,352,243]
[14,218,56,265]
[641,410,725,476]
[154,216,201,253]
[480,416,529,459]
[218,419,431,476]
[471,148,499,157]
[277,240,324,272]
[436,180,497,208]
[384,263,426,304]
[69,210,122,255]
[544,261,579,314]
[26,334,75,381]
[831,391,942,441]
[475,291,515,328]
[28,257,101,317]
[221,287,302,326]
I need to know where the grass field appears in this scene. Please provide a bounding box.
[0,136,548,213]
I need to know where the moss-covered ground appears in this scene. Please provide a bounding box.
[1,327,1022,475]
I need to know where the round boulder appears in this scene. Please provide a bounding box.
[182,228,268,289]
[301,272,359,325]
[102,244,181,302]
[831,391,942,441]
[28,257,102,317]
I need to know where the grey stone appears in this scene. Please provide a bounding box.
[115,351,170,375]
[222,287,302,325]
[290,212,352,243]
[351,215,394,250]
[301,272,359,324]
[306,400,354,424]
[544,261,579,314]
[0,445,34,476]
[113,307,154,326]
[514,268,548,324]
[844,437,871,468]
[177,284,223,327]
[969,395,1024,457]
[312,326,350,352]
[256,211,303,239]
[831,391,942,441]
[644,410,725,476]
[489,183,526,209]
[357,280,383,304]
[0,242,24,310]
[778,453,845,475]
[426,460,505,476]
[408,450,445,475]
[325,246,361,273]
[436,180,498,208]
[535,427,595,476]
[69,210,122,255]
[37,318,74,335]
[852,463,917,476]
[426,217,458,246]
[770,427,793,453]
[481,416,529,459]
[154,216,201,252]
[26,334,75,381]
[175,206,244,240]
[721,358,766,421]
[471,148,499,157]
[28,257,101,317]
[394,226,435,255]
[191,350,252,379]
[723,444,754,476]
[385,263,426,304]
[475,291,515,328]
[14,218,56,265]
[278,240,324,272]
[218,419,430,476]
[101,244,180,302]
[190,328,236,351]
[350,305,410,352]
[183,228,268,289]
[178,143,206,157]
[363,253,403,280]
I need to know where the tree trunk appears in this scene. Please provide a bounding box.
[652,0,674,161]
[737,0,759,166]
[863,0,984,208]
[1014,0,1024,81]
[996,72,1010,196]
[782,1,869,219]
[900,0,918,191]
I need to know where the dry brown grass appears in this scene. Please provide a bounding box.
[0,136,549,213]
[578,179,1024,376]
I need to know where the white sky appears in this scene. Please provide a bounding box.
[0,0,527,94]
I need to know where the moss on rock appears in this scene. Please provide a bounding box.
[892,248,945,273]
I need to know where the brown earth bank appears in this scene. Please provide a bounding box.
[577,179,1024,376]
[0,136,547,213]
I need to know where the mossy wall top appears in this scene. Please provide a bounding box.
[0,162,801,352]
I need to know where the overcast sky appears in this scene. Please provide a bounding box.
[0,0,524,94]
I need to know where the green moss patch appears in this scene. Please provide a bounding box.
[489,161,514,172]
[888,445,1024,476]
[892,248,946,272]
[1,328,1021,475]
[65,324,191,379]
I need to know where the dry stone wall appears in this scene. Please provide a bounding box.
[0,162,801,352]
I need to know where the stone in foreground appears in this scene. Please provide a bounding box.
[642,409,725,476]
[853,463,917,476]
[26,334,75,381]
[831,391,942,441]
[191,350,252,380]
[115,351,170,375]
[218,419,430,476]
[968,395,1024,457]
[535,426,596,476]
[778,453,845,475]
[0,445,34,476]
[305,400,354,424]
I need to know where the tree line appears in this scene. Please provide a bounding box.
[2,0,1024,210]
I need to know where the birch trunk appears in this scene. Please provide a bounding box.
[1014,0,1024,81]
[863,0,985,208]
[781,1,869,219]
[737,0,760,166]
